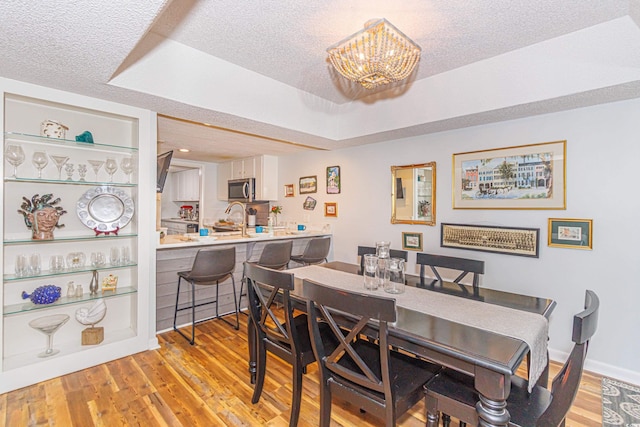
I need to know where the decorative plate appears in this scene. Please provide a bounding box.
[76,186,134,235]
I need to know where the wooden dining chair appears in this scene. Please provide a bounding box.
[244,262,316,427]
[416,253,485,288]
[424,290,599,427]
[303,278,442,427]
[357,246,408,272]
[290,236,331,266]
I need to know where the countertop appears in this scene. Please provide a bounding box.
[157,230,330,249]
[160,217,199,224]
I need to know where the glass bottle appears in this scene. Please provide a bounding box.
[375,241,391,287]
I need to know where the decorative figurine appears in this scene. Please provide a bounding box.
[89,270,99,296]
[40,120,68,139]
[75,298,107,345]
[17,193,67,240]
[22,285,62,305]
[75,131,94,143]
[101,274,118,294]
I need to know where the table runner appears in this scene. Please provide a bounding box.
[291,265,548,391]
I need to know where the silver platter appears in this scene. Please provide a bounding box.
[76,186,134,233]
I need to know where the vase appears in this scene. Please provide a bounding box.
[269,212,278,227]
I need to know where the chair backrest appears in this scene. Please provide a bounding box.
[303,278,396,398]
[416,253,484,288]
[301,237,331,264]
[538,290,599,426]
[357,246,408,272]
[258,240,293,270]
[186,247,236,282]
[244,262,302,355]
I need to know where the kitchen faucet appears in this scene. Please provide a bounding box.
[225,201,248,238]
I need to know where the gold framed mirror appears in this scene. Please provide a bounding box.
[391,162,436,226]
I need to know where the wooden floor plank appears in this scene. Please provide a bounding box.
[0,313,605,426]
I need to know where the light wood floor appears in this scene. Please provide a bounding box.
[0,313,603,426]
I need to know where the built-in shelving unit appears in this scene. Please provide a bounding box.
[0,77,157,394]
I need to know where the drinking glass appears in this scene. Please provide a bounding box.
[66,252,86,270]
[121,246,131,265]
[28,253,41,275]
[120,157,134,183]
[15,254,28,277]
[49,155,69,180]
[91,252,106,267]
[110,247,120,266]
[363,254,379,290]
[49,255,65,273]
[64,163,74,181]
[88,159,104,181]
[385,258,406,294]
[32,151,48,178]
[77,163,87,181]
[5,144,25,178]
[29,314,70,358]
[105,158,118,182]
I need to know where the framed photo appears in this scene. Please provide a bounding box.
[299,175,317,194]
[303,196,316,210]
[402,232,423,251]
[326,166,341,194]
[284,184,295,197]
[324,202,337,217]
[441,223,540,258]
[452,140,566,209]
[548,218,593,249]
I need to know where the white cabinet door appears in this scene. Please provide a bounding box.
[217,162,231,200]
[172,169,200,201]
[231,157,255,179]
[255,155,279,201]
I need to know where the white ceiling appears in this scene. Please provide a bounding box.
[2,1,640,162]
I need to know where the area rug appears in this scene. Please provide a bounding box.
[602,377,640,425]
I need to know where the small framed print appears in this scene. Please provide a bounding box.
[324,202,337,217]
[299,176,317,194]
[548,218,593,249]
[284,184,295,197]
[303,196,317,210]
[402,232,423,251]
[326,166,341,194]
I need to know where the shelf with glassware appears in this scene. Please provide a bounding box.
[1,82,153,391]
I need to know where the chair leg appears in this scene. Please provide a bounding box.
[460,422,467,427]
[319,382,332,427]
[251,337,267,404]
[214,277,240,330]
[289,360,303,427]
[442,413,451,427]
[173,277,197,345]
[237,277,248,316]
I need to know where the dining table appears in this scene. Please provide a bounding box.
[246,261,556,427]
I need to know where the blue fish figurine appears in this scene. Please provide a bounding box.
[22,285,62,304]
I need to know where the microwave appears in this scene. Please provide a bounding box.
[228,178,256,202]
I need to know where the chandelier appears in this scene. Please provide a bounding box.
[326,19,421,90]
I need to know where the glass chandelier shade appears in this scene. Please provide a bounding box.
[327,19,422,89]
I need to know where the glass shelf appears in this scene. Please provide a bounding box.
[4,132,138,153]
[3,286,137,315]
[4,262,137,282]
[4,233,137,245]
[4,177,136,187]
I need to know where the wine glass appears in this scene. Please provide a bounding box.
[32,151,49,178]
[105,158,118,182]
[64,163,75,181]
[49,155,69,180]
[120,157,134,184]
[87,160,104,182]
[29,314,70,358]
[77,163,87,182]
[4,144,25,178]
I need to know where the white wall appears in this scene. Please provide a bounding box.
[277,98,640,384]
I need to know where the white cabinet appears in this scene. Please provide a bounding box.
[0,77,156,393]
[172,169,200,201]
[217,155,278,201]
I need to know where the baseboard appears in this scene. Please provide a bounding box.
[549,348,640,386]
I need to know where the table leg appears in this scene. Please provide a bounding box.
[247,315,257,384]
[474,367,510,427]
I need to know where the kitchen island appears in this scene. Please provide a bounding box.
[156,230,331,332]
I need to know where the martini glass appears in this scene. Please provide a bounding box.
[49,155,69,180]
[5,144,25,178]
[29,314,70,358]
[105,158,118,182]
[120,157,134,184]
[32,151,49,178]
[87,160,104,182]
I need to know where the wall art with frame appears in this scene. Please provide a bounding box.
[326,166,341,194]
[402,232,423,251]
[548,218,592,249]
[324,202,337,217]
[284,184,295,197]
[441,223,540,258]
[452,140,566,209]
[299,175,317,194]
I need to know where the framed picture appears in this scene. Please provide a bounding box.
[402,232,423,251]
[303,196,316,210]
[284,184,295,197]
[299,175,317,194]
[324,202,337,217]
[326,166,341,194]
[548,218,593,249]
[452,140,566,209]
[441,223,540,258]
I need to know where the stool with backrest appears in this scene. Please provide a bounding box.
[424,290,599,427]
[303,278,442,427]
[238,240,293,314]
[245,261,320,427]
[173,247,239,345]
[289,236,331,266]
[416,253,485,289]
[357,246,408,272]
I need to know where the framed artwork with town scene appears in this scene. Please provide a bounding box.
[452,140,566,209]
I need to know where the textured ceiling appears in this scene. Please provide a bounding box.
[1,1,640,162]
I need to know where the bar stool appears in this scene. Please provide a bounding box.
[238,240,293,314]
[289,236,331,267]
[173,247,239,345]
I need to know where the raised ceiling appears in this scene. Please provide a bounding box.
[1,1,640,162]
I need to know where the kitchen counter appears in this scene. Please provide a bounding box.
[157,230,323,249]
[160,217,199,224]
